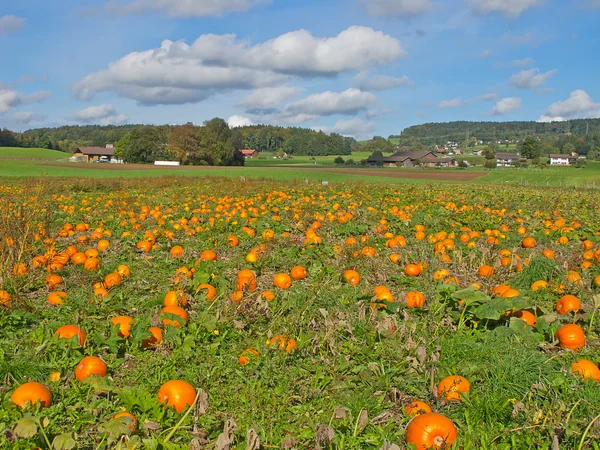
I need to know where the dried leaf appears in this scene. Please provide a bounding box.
[143,421,161,431]
[370,411,395,426]
[233,320,245,330]
[334,406,351,420]
[280,436,300,449]
[416,346,427,365]
[315,424,335,444]
[246,428,260,450]
[551,434,560,450]
[196,388,209,415]
[189,438,203,450]
[13,417,38,438]
[356,408,368,434]
[215,433,232,450]
[512,401,525,418]
[380,440,401,450]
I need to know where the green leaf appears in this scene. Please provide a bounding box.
[451,287,489,306]
[53,433,77,450]
[473,297,530,321]
[13,417,38,438]
[98,418,131,439]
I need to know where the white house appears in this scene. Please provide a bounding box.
[549,154,578,166]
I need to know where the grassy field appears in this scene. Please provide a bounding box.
[0,147,69,159]
[1,178,599,448]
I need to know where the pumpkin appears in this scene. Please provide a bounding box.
[10,382,52,409]
[0,290,10,307]
[531,280,548,291]
[84,257,101,271]
[557,324,585,350]
[556,295,581,315]
[46,274,64,290]
[71,252,87,265]
[117,265,131,277]
[236,269,257,292]
[97,239,110,251]
[571,359,600,381]
[513,310,536,326]
[267,335,298,353]
[405,413,457,449]
[406,291,425,308]
[404,264,422,277]
[196,284,217,301]
[136,240,152,253]
[104,272,122,288]
[169,245,184,258]
[84,248,99,258]
[374,286,394,303]
[260,291,276,301]
[239,348,260,366]
[142,327,163,347]
[113,412,137,432]
[199,249,217,261]
[164,290,187,307]
[522,237,536,248]
[343,270,360,286]
[75,356,107,381]
[477,265,494,277]
[404,400,432,417]
[110,316,134,338]
[226,235,239,247]
[48,291,67,306]
[437,375,470,402]
[158,380,196,413]
[273,273,292,289]
[290,266,307,280]
[161,306,188,328]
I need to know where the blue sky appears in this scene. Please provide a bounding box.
[1,0,600,138]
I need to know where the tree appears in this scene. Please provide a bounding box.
[364,139,394,154]
[519,136,541,159]
[345,158,355,165]
[484,158,497,170]
[483,146,496,160]
[562,142,576,156]
[334,156,345,164]
[167,123,198,164]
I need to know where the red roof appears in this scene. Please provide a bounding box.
[240,149,258,156]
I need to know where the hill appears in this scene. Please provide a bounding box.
[393,119,600,146]
[0,147,68,159]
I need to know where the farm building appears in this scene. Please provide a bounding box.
[73,145,120,163]
[367,151,437,167]
[549,154,578,166]
[496,152,524,167]
[239,149,259,158]
[419,156,458,167]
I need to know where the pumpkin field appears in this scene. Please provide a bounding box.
[1,176,600,449]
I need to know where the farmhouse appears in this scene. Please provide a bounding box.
[420,156,458,168]
[239,149,259,158]
[496,152,524,167]
[73,145,117,163]
[549,154,578,166]
[367,151,436,167]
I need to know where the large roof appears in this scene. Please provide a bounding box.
[75,147,115,156]
[496,152,520,159]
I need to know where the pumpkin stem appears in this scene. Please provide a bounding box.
[433,436,446,448]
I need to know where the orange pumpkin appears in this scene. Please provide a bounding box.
[142,327,163,348]
[113,412,137,432]
[110,316,134,338]
[406,291,425,308]
[10,382,52,409]
[273,273,292,289]
[405,413,457,449]
[513,310,536,326]
[557,324,585,350]
[0,290,10,307]
[404,400,433,417]
[522,237,536,248]
[161,305,188,328]
[290,266,307,280]
[199,249,217,261]
[104,272,122,288]
[164,290,187,307]
[84,257,101,271]
[117,265,131,277]
[343,269,360,286]
[556,295,581,315]
[571,359,600,381]
[48,291,67,306]
[226,235,239,247]
[158,380,196,413]
[169,245,184,258]
[477,265,494,277]
[239,348,260,366]
[404,264,422,277]
[437,375,470,402]
[46,274,64,291]
[196,284,217,301]
[75,356,107,381]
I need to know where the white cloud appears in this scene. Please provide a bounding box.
[12,111,47,124]
[495,57,535,69]
[0,15,25,34]
[358,0,433,18]
[438,93,497,108]
[72,27,403,105]
[352,72,414,91]
[228,115,255,128]
[315,118,376,138]
[469,0,544,17]
[98,0,270,17]
[538,90,600,122]
[241,86,303,112]
[490,97,522,115]
[0,88,50,113]
[510,68,557,89]
[72,104,128,125]
[480,48,492,58]
[284,89,377,119]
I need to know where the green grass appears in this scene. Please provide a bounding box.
[0,147,69,159]
[245,151,374,166]
[482,162,600,188]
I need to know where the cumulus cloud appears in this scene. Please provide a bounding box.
[12,111,47,124]
[480,48,492,58]
[509,68,557,89]
[352,72,414,91]
[315,118,377,138]
[495,57,535,69]
[438,93,497,108]
[0,15,25,34]
[469,0,544,17]
[358,0,433,18]
[241,86,303,113]
[283,89,377,122]
[538,90,600,122]
[72,104,128,125]
[490,97,522,115]
[228,115,255,128]
[0,88,50,113]
[96,0,270,17]
[72,26,404,105]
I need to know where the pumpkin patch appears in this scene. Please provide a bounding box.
[1,179,599,448]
